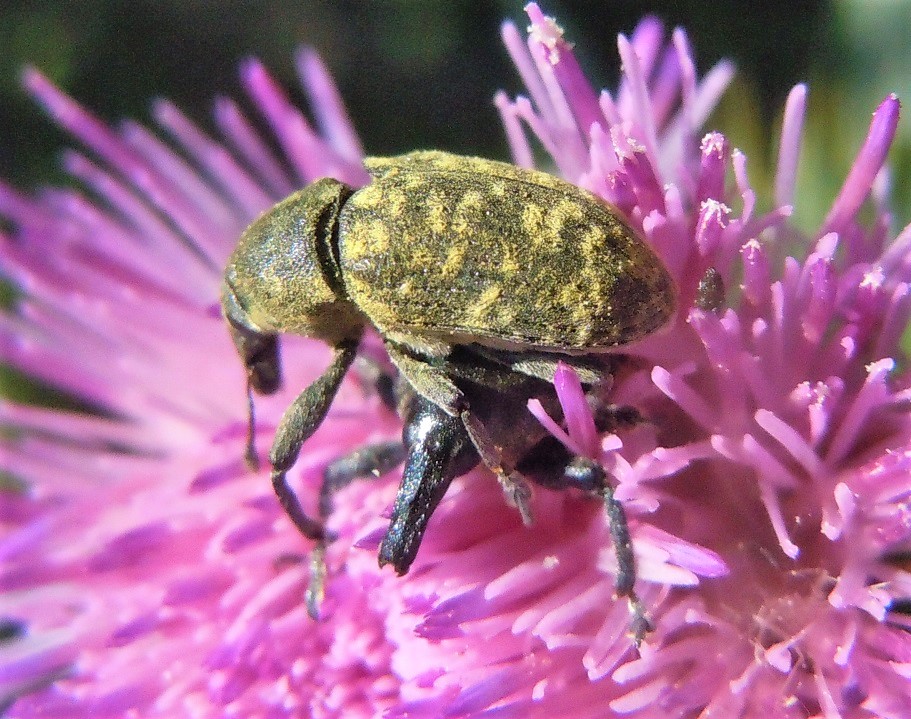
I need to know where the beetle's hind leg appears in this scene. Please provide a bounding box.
[563,457,651,646]
[518,440,651,646]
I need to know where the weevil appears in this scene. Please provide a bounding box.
[222,151,675,644]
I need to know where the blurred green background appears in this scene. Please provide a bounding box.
[4,0,911,222]
[2,0,911,403]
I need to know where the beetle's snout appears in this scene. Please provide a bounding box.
[241,332,282,395]
[221,279,283,395]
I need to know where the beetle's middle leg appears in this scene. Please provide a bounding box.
[303,440,406,617]
[306,391,479,614]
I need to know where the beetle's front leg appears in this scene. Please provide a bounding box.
[269,339,359,547]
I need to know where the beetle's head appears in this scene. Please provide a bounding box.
[222,178,363,468]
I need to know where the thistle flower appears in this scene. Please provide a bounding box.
[3,4,911,717]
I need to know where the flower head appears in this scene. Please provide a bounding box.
[3,4,911,717]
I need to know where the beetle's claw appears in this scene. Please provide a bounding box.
[499,472,534,526]
[244,444,260,472]
[305,542,328,620]
[627,593,653,649]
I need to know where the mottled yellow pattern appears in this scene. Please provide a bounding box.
[424,193,449,235]
[464,284,503,325]
[340,151,675,351]
[343,219,390,260]
[521,204,545,242]
[451,190,486,236]
[440,242,467,279]
[349,182,383,209]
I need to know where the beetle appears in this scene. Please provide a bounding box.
[221,151,675,644]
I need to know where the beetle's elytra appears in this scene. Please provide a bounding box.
[222,151,675,644]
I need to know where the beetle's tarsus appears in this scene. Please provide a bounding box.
[271,470,326,540]
[591,402,647,434]
[499,473,535,525]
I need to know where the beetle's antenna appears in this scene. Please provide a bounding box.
[245,378,260,470]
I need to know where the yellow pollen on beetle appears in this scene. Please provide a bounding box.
[351,183,383,209]
[571,293,602,333]
[360,220,390,255]
[558,279,586,311]
[343,220,390,261]
[464,284,502,326]
[405,239,436,271]
[424,194,449,235]
[547,200,584,239]
[440,241,467,279]
[383,189,408,219]
[458,190,485,211]
[580,225,605,258]
[522,204,545,238]
[451,190,486,235]
[500,246,520,275]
